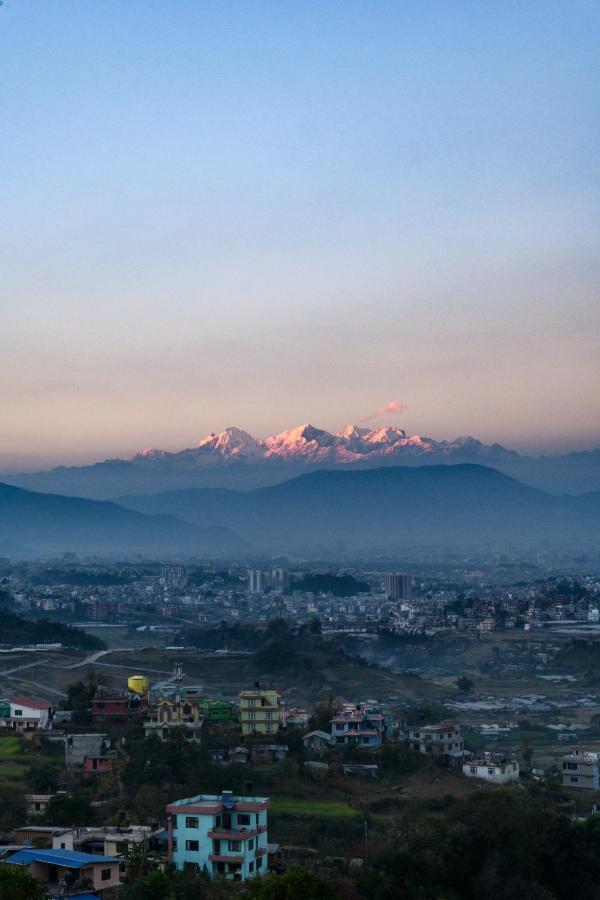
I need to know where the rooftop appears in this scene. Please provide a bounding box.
[5,848,119,869]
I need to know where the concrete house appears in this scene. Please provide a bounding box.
[166,791,270,881]
[463,754,520,784]
[4,847,121,894]
[562,750,600,789]
[408,720,464,757]
[331,705,385,748]
[239,686,282,736]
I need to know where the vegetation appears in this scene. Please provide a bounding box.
[0,867,45,900]
[0,608,104,650]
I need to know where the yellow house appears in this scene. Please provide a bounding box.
[239,686,282,735]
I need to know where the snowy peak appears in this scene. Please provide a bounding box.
[131,423,519,469]
[196,427,264,458]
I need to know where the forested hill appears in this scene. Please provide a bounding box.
[0,609,104,650]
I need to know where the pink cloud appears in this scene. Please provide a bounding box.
[360,401,407,423]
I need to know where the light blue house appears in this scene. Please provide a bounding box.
[166,791,269,881]
[331,705,385,748]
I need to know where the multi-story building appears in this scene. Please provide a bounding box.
[167,791,269,881]
[463,754,519,784]
[247,570,271,593]
[161,565,188,590]
[239,686,282,736]
[199,698,236,723]
[331,705,385,748]
[144,693,203,742]
[562,750,600,789]
[91,688,146,724]
[407,720,464,756]
[384,573,412,601]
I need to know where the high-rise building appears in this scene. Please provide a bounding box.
[384,573,412,601]
[161,566,188,591]
[247,569,271,593]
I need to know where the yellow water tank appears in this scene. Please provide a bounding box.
[128,674,149,698]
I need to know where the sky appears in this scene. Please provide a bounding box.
[1,1,599,471]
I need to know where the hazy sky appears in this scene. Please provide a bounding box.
[1,1,599,470]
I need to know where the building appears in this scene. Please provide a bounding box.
[331,705,386,748]
[562,750,600,789]
[463,754,520,784]
[65,733,111,767]
[247,569,271,593]
[249,744,288,764]
[302,730,334,753]
[0,697,55,732]
[384,573,412,601]
[199,698,236,723]
[52,824,162,859]
[25,793,64,817]
[239,686,282,736]
[91,687,146,724]
[144,694,203,742]
[4,847,121,894]
[166,791,270,881]
[161,565,188,590]
[407,720,464,757]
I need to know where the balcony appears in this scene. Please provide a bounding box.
[207,828,259,840]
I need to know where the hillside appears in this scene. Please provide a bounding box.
[0,482,241,557]
[118,463,600,551]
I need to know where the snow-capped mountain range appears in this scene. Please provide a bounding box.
[3,424,600,499]
[134,423,518,467]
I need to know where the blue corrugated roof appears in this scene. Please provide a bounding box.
[5,848,119,868]
[69,895,100,900]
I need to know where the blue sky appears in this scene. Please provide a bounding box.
[1,1,599,468]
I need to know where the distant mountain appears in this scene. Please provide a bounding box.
[4,423,599,498]
[118,464,600,552]
[0,482,241,557]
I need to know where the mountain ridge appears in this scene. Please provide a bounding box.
[3,424,600,498]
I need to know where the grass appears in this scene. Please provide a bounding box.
[269,797,358,817]
[0,736,24,756]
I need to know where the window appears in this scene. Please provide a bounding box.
[488,768,495,775]
[248,699,256,707]
[35,803,41,811]
[265,711,272,719]
[237,814,250,826]
[14,709,22,716]
[248,839,254,850]
[470,767,477,774]
[185,840,199,851]
[248,711,256,719]
[228,840,241,852]
[215,815,222,828]
[571,777,578,783]
[101,869,112,881]
[256,856,263,868]
[185,817,199,829]
[96,715,105,721]
[60,843,66,849]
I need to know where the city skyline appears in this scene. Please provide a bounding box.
[1,1,599,469]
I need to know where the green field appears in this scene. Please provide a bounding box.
[0,736,28,781]
[269,797,358,817]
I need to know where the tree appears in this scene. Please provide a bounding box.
[123,870,171,900]
[0,780,26,832]
[0,866,45,900]
[245,866,336,899]
[456,676,474,693]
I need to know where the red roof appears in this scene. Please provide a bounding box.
[11,698,54,710]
